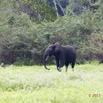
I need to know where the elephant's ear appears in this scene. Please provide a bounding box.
[54,42,61,53]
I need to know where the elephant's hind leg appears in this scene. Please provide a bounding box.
[65,63,69,72]
[71,62,75,71]
[65,66,68,72]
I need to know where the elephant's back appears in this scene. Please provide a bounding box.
[62,45,76,62]
[62,45,76,54]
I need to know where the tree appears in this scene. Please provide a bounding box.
[2,0,57,22]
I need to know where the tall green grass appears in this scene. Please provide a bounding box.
[0,64,103,103]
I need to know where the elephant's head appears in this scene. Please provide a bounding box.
[43,42,61,70]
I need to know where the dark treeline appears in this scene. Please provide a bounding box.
[0,0,103,65]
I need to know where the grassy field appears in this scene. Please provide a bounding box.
[0,64,103,103]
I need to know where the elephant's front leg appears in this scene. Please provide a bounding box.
[55,57,64,72]
[58,59,65,72]
[56,59,61,72]
[57,67,61,72]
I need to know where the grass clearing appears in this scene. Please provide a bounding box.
[0,64,103,103]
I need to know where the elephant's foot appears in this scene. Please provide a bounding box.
[72,68,74,72]
[57,67,61,72]
[65,67,68,72]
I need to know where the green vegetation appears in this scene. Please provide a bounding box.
[0,64,103,103]
[0,1,103,103]
[0,0,103,64]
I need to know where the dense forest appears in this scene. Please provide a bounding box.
[0,0,103,65]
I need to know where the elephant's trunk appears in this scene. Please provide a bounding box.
[43,49,50,70]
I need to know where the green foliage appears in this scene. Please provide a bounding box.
[13,58,34,66]
[0,1,103,64]
[0,65,103,103]
[4,0,57,22]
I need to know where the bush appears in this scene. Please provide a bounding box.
[0,4,103,65]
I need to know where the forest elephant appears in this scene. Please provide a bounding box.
[43,42,76,72]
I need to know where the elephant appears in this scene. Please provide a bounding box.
[43,42,76,72]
